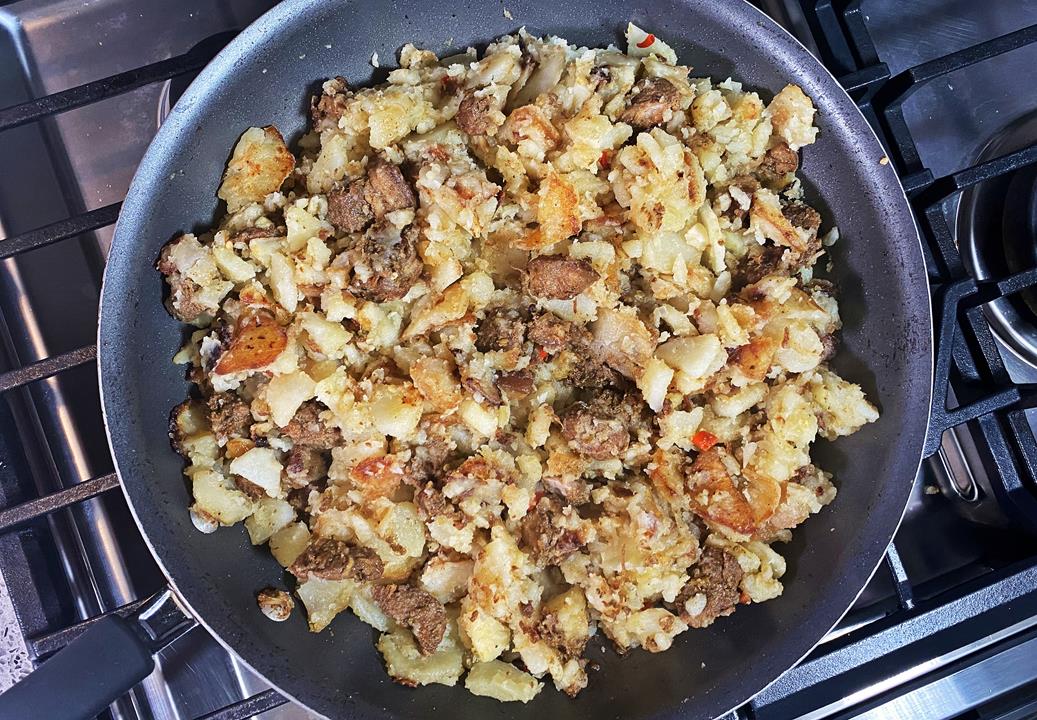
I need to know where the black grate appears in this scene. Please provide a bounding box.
[799,1,1037,528]
[0,3,1034,719]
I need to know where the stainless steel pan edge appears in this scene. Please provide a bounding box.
[95,1,933,719]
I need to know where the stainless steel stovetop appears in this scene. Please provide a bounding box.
[0,1,1036,719]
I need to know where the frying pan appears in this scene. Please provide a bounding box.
[0,1,932,719]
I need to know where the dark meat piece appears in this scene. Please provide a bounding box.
[735,243,787,288]
[618,77,680,130]
[757,142,798,182]
[520,496,586,565]
[525,254,599,300]
[281,401,341,449]
[233,475,267,500]
[456,93,498,136]
[348,222,424,302]
[207,393,252,445]
[365,160,417,218]
[289,538,384,581]
[496,368,535,396]
[475,307,527,352]
[675,545,744,628]
[327,182,373,234]
[415,482,448,520]
[819,332,838,362]
[310,77,350,132]
[461,374,503,406]
[782,201,822,232]
[560,389,638,460]
[371,584,447,655]
[284,446,328,489]
[543,474,591,506]
[565,356,618,389]
[406,419,455,484]
[528,312,579,355]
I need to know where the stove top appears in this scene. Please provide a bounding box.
[0,1,1036,719]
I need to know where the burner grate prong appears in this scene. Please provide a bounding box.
[0,473,119,533]
[0,345,96,394]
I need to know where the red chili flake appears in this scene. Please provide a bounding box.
[535,348,549,362]
[598,150,613,170]
[691,430,719,452]
[636,33,656,49]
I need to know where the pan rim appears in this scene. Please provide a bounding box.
[96,0,933,717]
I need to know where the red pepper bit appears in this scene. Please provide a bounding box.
[636,33,656,49]
[692,430,719,451]
[598,150,613,170]
[535,348,549,362]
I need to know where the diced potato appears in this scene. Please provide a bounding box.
[625,23,678,65]
[459,599,510,663]
[410,356,462,411]
[525,405,554,448]
[266,371,316,427]
[657,334,723,378]
[297,577,353,632]
[212,245,257,282]
[228,447,283,498]
[460,398,499,438]
[637,357,674,412]
[377,626,464,687]
[710,383,768,419]
[245,497,295,545]
[284,204,325,252]
[464,661,543,703]
[218,126,294,211]
[543,589,589,652]
[269,522,311,567]
[419,556,474,603]
[298,312,351,359]
[191,469,255,526]
[350,584,392,631]
[268,251,299,313]
[359,302,405,349]
[590,307,655,378]
[369,384,423,439]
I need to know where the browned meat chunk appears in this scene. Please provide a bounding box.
[782,201,822,232]
[348,223,424,302]
[256,587,294,622]
[619,77,680,130]
[290,538,383,582]
[456,93,498,136]
[365,160,417,218]
[284,446,327,488]
[475,307,527,352]
[735,243,787,288]
[520,496,587,565]
[496,368,535,396]
[461,374,503,406]
[565,355,618,389]
[525,254,599,300]
[406,418,456,484]
[757,142,798,182]
[560,389,640,460]
[281,401,341,449]
[415,482,448,519]
[528,312,581,355]
[207,393,252,445]
[543,474,591,506]
[310,77,350,133]
[371,584,447,655]
[327,182,373,234]
[675,545,744,628]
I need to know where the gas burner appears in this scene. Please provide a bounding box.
[957,112,1037,373]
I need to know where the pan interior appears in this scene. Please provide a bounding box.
[98,1,931,718]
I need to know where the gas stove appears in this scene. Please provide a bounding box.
[0,1,1035,719]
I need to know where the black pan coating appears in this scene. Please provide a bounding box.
[98,1,933,718]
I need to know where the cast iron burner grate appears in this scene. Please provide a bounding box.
[0,2,1035,718]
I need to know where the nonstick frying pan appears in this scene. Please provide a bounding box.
[0,1,933,719]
